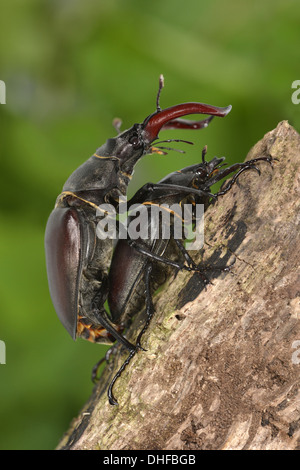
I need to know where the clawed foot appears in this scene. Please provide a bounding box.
[215,155,275,198]
[187,257,236,285]
[91,344,118,383]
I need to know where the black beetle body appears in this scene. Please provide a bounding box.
[109,150,274,324]
[107,153,221,325]
[105,149,273,404]
[45,77,232,353]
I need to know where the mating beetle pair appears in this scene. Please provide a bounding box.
[45,76,272,405]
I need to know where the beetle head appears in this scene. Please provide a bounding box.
[179,147,229,194]
[103,123,146,174]
[158,152,226,202]
[103,76,232,176]
[118,108,231,176]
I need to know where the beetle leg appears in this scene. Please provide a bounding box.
[135,263,154,350]
[127,237,234,278]
[107,263,154,406]
[133,182,214,199]
[107,349,137,406]
[127,238,200,273]
[90,290,137,350]
[126,183,212,211]
[207,155,274,196]
[91,344,118,383]
[173,238,198,269]
[91,304,137,352]
[215,166,259,197]
[173,239,236,284]
[91,357,105,383]
[173,239,210,285]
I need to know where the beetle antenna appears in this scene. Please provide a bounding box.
[155,146,186,154]
[156,74,164,112]
[113,117,122,134]
[154,138,194,146]
[202,145,208,163]
[152,138,194,155]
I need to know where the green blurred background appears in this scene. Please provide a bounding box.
[0,0,299,449]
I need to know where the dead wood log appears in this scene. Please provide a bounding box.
[57,121,300,451]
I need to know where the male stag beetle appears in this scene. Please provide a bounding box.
[44,76,232,379]
[105,147,273,404]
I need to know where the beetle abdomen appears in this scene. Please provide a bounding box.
[45,207,82,340]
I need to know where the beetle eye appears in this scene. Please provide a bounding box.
[129,135,140,147]
[196,169,207,179]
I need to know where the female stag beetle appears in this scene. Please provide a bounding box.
[44,76,232,366]
[105,147,273,404]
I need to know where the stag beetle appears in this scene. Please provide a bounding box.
[105,147,273,404]
[45,76,232,365]
[108,147,220,326]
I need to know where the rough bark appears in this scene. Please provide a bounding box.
[57,121,300,451]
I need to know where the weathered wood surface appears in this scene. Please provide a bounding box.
[58,121,300,450]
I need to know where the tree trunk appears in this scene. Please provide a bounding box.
[57,121,300,451]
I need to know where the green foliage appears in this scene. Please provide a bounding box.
[0,0,299,449]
